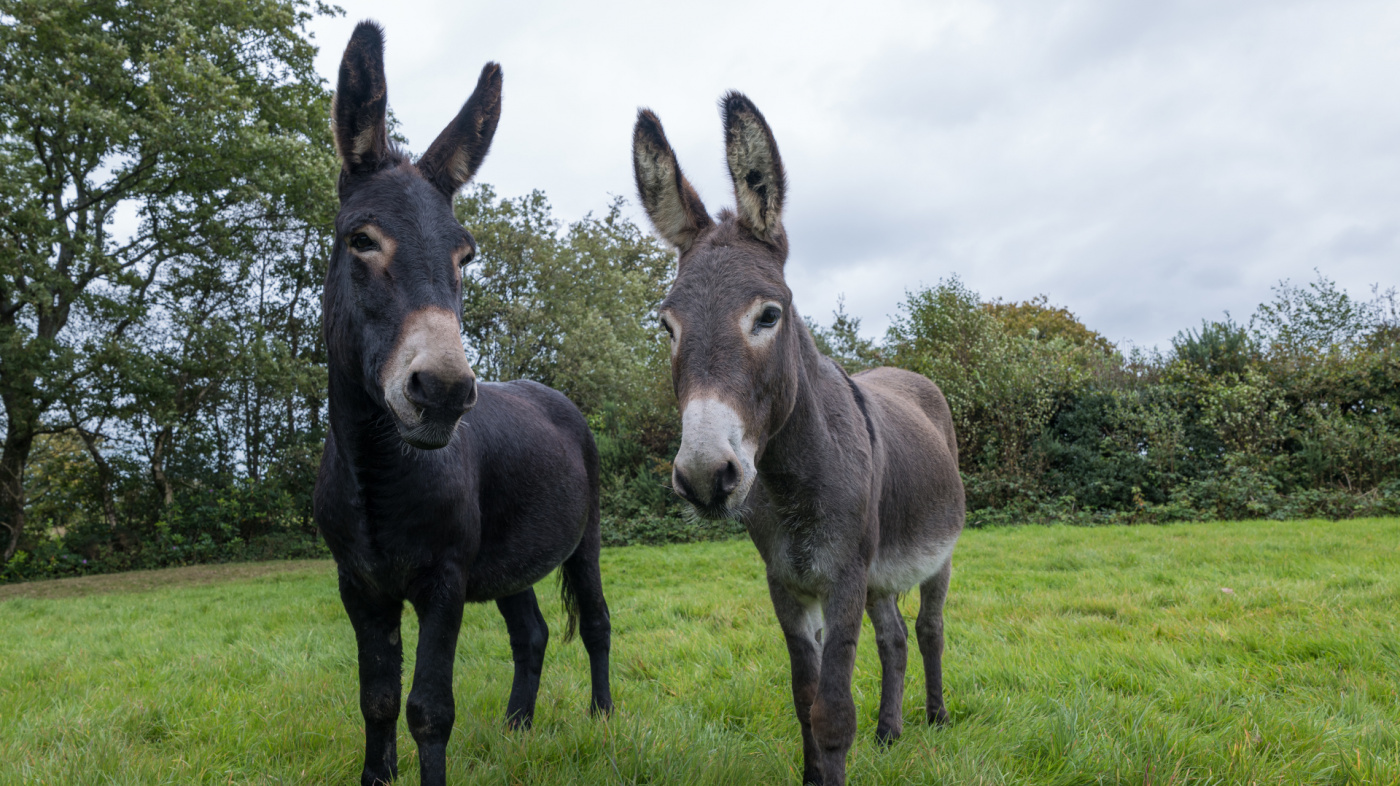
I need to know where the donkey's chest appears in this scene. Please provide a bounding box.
[321,466,477,576]
[748,503,851,597]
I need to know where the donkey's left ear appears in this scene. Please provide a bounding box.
[722,92,786,246]
[418,63,503,197]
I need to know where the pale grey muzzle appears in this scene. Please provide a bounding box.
[672,397,756,512]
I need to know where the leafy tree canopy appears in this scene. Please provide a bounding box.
[0,0,337,562]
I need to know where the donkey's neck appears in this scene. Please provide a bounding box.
[757,320,870,505]
[327,368,457,487]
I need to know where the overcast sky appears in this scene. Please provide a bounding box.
[307,0,1399,350]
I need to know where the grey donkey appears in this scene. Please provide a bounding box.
[631,94,965,785]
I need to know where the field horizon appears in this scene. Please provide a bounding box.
[3,518,1398,784]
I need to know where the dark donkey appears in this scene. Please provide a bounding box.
[632,96,965,785]
[316,22,611,786]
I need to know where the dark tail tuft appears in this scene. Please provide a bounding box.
[558,567,581,643]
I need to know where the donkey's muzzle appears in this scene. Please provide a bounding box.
[672,396,755,518]
[383,307,477,449]
[405,367,477,421]
[400,367,477,449]
[673,458,742,512]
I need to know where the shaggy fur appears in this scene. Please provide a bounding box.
[634,95,965,786]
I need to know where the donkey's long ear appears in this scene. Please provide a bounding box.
[633,109,712,253]
[332,21,392,175]
[722,92,786,246]
[418,63,503,197]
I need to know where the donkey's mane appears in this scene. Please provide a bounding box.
[834,360,876,450]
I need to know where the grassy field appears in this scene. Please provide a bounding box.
[2,518,1399,785]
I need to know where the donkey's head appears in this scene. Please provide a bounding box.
[325,21,501,449]
[633,93,798,518]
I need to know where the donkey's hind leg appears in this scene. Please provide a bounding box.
[865,592,908,744]
[560,522,613,714]
[915,557,953,726]
[497,588,549,729]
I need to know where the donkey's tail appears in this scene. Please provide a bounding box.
[558,557,583,643]
[557,428,602,643]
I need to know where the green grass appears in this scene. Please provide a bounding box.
[3,518,1400,785]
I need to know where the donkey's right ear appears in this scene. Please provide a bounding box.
[633,109,712,253]
[332,21,391,175]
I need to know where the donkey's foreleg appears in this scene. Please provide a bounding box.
[811,572,867,786]
[496,588,549,729]
[767,577,823,785]
[865,592,908,744]
[407,588,465,786]
[561,526,613,715]
[915,557,952,726]
[339,575,404,786]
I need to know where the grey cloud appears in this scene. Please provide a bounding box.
[313,0,1400,349]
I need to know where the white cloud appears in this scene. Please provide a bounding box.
[310,0,1400,349]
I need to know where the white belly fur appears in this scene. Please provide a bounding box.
[867,537,958,594]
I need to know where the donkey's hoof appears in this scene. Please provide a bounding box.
[504,712,534,732]
[927,705,950,727]
[361,766,396,786]
[874,726,901,746]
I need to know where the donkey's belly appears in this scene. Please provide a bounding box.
[867,536,958,594]
[462,531,581,602]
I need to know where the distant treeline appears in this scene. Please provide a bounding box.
[1,0,1396,583]
[822,275,1400,528]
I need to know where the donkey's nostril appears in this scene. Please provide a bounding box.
[461,375,478,411]
[672,465,700,505]
[405,370,432,410]
[716,459,740,499]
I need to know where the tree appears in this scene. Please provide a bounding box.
[1252,272,1379,359]
[885,277,1099,475]
[984,294,1116,353]
[807,296,881,374]
[0,0,337,564]
[1171,317,1256,376]
[457,185,673,417]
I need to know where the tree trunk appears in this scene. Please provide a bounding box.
[151,427,175,507]
[0,428,34,564]
[76,429,121,533]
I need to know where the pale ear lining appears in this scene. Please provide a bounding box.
[418,62,503,197]
[332,21,390,174]
[632,110,711,252]
[722,92,786,244]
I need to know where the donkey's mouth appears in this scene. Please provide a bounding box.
[395,417,460,450]
[684,499,744,522]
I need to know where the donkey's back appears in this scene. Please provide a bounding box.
[854,366,964,594]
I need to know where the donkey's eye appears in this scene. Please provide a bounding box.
[757,306,782,329]
[460,247,475,266]
[660,318,675,339]
[348,233,378,252]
